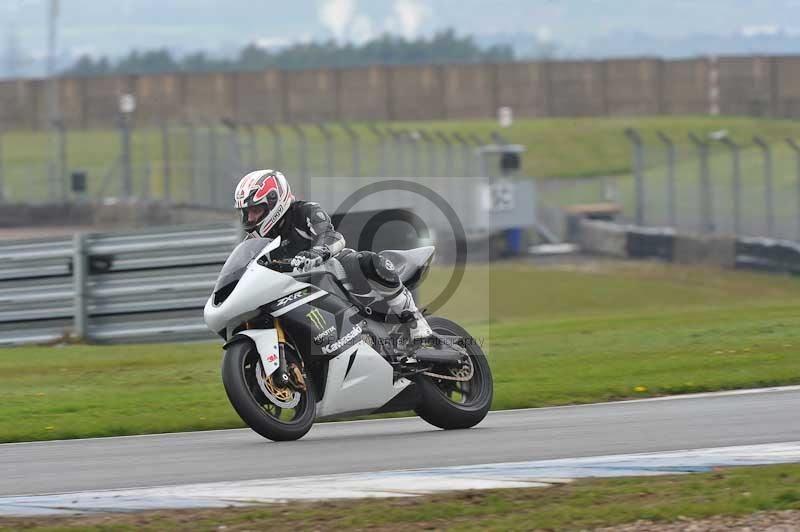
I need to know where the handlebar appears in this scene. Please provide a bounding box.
[264,259,296,273]
[259,256,322,277]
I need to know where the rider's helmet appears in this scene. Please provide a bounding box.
[234,169,294,238]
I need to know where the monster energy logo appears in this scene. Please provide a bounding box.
[306,308,326,330]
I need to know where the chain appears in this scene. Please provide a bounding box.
[422,357,474,382]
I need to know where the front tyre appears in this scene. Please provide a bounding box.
[415,316,493,430]
[222,340,315,441]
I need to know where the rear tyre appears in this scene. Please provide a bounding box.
[222,340,316,441]
[414,316,493,430]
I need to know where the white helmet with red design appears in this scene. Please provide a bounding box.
[234,169,294,238]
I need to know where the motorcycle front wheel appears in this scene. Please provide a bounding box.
[414,316,493,430]
[222,339,316,441]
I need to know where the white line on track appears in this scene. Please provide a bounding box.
[3,440,800,516]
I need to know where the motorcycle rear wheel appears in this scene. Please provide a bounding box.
[414,316,493,430]
[222,340,316,441]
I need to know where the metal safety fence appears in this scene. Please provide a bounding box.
[0,223,240,346]
[0,173,537,346]
[624,129,800,241]
[536,130,800,243]
[0,120,492,210]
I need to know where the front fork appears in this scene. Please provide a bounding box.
[273,319,307,391]
[273,319,291,386]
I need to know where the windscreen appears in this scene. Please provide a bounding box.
[213,238,271,292]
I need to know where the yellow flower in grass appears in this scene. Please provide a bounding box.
[634,385,648,393]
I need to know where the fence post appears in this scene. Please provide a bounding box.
[206,120,219,206]
[266,124,283,171]
[316,123,334,177]
[753,135,775,238]
[387,129,405,176]
[73,232,88,341]
[655,131,677,227]
[688,132,713,234]
[160,122,171,201]
[407,130,421,178]
[339,123,360,178]
[290,124,309,196]
[222,119,245,208]
[435,132,455,177]
[0,130,4,201]
[369,125,387,178]
[417,130,436,177]
[119,115,134,199]
[222,119,242,172]
[719,137,742,237]
[467,134,488,178]
[57,119,68,200]
[184,120,197,204]
[452,133,471,177]
[244,124,258,170]
[624,128,646,226]
[140,124,152,201]
[786,138,800,241]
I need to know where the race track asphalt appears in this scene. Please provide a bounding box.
[1,387,799,497]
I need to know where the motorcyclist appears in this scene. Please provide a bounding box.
[234,169,434,343]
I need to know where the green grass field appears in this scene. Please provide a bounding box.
[3,464,800,530]
[2,259,800,443]
[6,116,800,203]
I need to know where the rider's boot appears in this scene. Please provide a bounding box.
[385,286,434,345]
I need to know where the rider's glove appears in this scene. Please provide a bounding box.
[290,246,330,272]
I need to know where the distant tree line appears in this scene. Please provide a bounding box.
[63,30,515,77]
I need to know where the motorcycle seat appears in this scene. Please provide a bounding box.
[379,246,435,288]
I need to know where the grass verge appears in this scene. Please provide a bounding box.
[1,260,800,443]
[2,464,800,530]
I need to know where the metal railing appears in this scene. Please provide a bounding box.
[0,173,539,346]
[0,223,240,346]
[622,129,800,241]
[536,129,800,242]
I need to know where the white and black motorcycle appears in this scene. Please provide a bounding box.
[204,237,493,441]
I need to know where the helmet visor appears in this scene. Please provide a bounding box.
[240,205,268,231]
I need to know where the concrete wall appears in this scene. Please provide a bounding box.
[5,54,800,129]
[661,59,710,114]
[774,56,800,118]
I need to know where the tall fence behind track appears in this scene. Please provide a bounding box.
[622,129,800,242]
[538,130,800,243]
[0,121,492,208]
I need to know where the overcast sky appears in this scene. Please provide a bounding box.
[2,0,800,67]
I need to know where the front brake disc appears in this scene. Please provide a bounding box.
[256,361,301,408]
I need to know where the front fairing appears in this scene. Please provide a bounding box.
[204,237,310,336]
[213,238,271,293]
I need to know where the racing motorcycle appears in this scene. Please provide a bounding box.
[203,236,493,441]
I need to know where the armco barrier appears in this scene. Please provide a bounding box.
[0,209,433,346]
[735,237,800,273]
[0,223,240,346]
[625,227,675,261]
[576,219,628,257]
[575,219,797,273]
[673,234,736,268]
